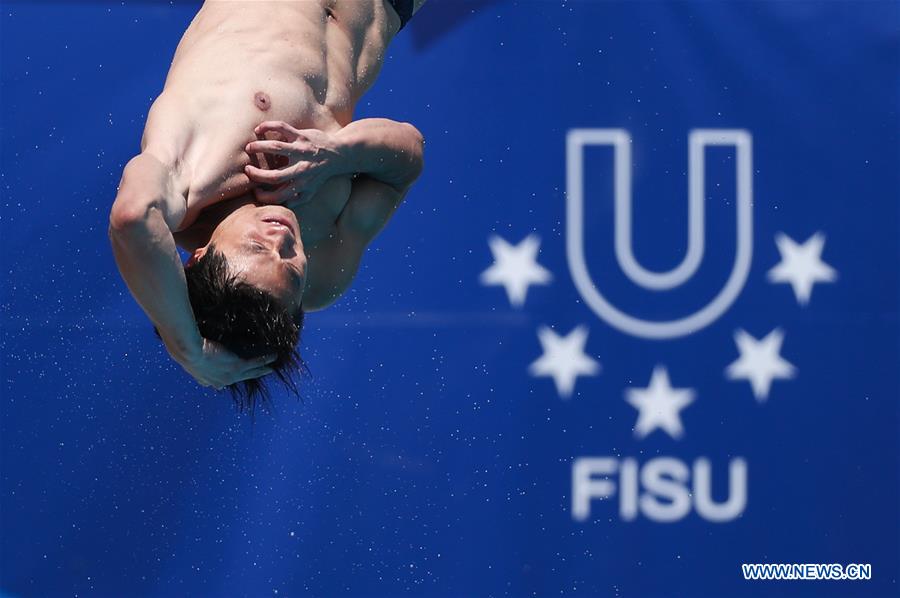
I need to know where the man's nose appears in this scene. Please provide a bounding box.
[275,234,297,258]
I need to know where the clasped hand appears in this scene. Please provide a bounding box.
[244,121,345,208]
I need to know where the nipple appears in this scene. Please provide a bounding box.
[254,92,271,111]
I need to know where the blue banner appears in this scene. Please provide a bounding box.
[1,1,898,596]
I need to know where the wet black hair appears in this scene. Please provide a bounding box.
[179,245,307,412]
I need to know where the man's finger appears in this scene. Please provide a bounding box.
[244,354,278,368]
[250,367,275,379]
[244,164,292,185]
[235,367,275,383]
[245,140,294,156]
[255,121,298,138]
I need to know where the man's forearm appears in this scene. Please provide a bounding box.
[109,155,200,362]
[109,207,202,361]
[333,118,424,190]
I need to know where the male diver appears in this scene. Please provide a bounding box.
[108,0,426,406]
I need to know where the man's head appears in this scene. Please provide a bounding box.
[190,203,307,311]
[183,204,308,411]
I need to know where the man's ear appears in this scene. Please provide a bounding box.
[186,246,208,267]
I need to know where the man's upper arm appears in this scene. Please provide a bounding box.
[109,91,192,233]
[301,175,411,311]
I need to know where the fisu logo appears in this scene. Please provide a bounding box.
[479,127,836,523]
[565,129,751,523]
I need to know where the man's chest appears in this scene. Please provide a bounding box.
[183,90,335,209]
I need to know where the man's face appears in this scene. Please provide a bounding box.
[199,203,306,312]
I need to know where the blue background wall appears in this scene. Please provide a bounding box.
[1,1,898,596]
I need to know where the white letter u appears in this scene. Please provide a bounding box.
[566,129,753,340]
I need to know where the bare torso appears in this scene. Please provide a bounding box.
[142,0,401,248]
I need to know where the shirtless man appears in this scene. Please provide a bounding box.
[108,0,426,407]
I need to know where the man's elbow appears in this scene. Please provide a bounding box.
[109,153,184,236]
[108,193,152,239]
[402,122,425,185]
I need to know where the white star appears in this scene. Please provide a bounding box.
[726,328,796,402]
[768,232,837,306]
[480,233,552,307]
[625,366,695,440]
[529,325,600,399]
